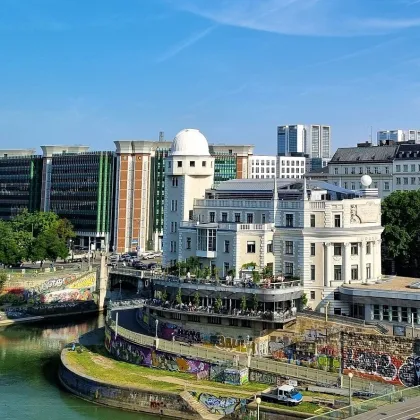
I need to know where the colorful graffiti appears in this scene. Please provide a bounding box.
[67,273,96,289]
[224,368,249,386]
[105,327,210,377]
[192,392,247,415]
[249,370,283,385]
[40,288,93,303]
[37,274,78,292]
[344,349,420,387]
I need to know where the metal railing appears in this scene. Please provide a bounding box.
[105,316,389,391]
[306,385,420,419]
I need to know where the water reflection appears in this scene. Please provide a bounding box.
[0,314,157,420]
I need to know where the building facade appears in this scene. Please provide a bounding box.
[114,140,254,254]
[277,154,306,179]
[41,146,116,250]
[0,150,43,220]
[277,124,331,159]
[250,155,276,179]
[377,129,420,144]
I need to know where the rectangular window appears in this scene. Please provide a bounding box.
[366,242,371,254]
[285,262,294,276]
[402,307,408,323]
[385,167,389,174]
[171,200,178,212]
[396,164,401,172]
[224,262,230,277]
[383,305,390,319]
[172,177,178,187]
[334,292,340,301]
[261,213,266,223]
[209,212,215,223]
[310,214,315,227]
[384,181,390,191]
[286,214,294,227]
[267,241,273,253]
[247,241,256,253]
[351,265,358,280]
[190,161,195,167]
[311,265,315,281]
[177,161,182,168]
[411,164,416,172]
[310,291,315,300]
[208,229,216,251]
[310,243,315,256]
[344,168,348,174]
[392,306,399,322]
[334,168,338,175]
[404,164,408,172]
[247,213,254,223]
[351,243,358,255]
[224,240,230,253]
[344,182,348,189]
[234,213,241,223]
[373,304,380,320]
[334,265,342,280]
[366,167,371,174]
[366,263,371,279]
[396,177,401,185]
[411,177,416,185]
[186,237,191,250]
[221,212,228,222]
[202,161,206,167]
[334,215,341,228]
[351,167,355,174]
[404,177,408,185]
[334,243,342,256]
[285,241,294,255]
[351,182,356,190]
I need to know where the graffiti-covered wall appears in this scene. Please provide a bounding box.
[104,326,210,378]
[343,333,420,387]
[191,392,248,416]
[59,359,197,419]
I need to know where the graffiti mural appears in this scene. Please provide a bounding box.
[249,370,283,385]
[67,273,96,289]
[105,327,210,378]
[40,288,93,303]
[192,392,247,415]
[224,368,249,386]
[344,349,420,386]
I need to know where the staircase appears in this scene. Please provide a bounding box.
[180,391,224,420]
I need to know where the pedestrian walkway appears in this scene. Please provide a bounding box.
[180,391,223,420]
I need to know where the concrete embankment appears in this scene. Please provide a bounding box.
[0,309,102,327]
[58,349,203,419]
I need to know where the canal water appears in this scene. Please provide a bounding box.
[0,314,156,420]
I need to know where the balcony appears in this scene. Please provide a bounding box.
[152,277,303,303]
[180,221,274,232]
[196,250,217,258]
[194,198,272,209]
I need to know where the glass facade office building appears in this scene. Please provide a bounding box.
[213,153,237,184]
[0,154,43,219]
[49,151,116,249]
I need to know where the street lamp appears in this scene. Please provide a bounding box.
[256,397,261,420]
[155,319,159,338]
[348,372,354,412]
[119,279,122,300]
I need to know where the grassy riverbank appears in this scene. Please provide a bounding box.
[64,347,268,398]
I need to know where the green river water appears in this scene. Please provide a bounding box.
[0,314,156,420]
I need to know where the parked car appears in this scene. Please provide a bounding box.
[260,385,303,406]
[133,262,148,270]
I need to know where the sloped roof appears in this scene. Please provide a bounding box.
[330,145,398,163]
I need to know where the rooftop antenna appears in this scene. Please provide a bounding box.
[159,131,164,142]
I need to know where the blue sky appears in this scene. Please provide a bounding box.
[1,0,420,154]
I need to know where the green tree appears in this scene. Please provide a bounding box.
[0,272,7,292]
[203,266,211,279]
[193,291,200,307]
[300,293,308,308]
[176,288,183,305]
[240,295,247,312]
[252,270,261,284]
[382,190,420,275]
[262,264,273,278]
[214,295,223,312]
[0,221,22,265]
[185,256,200,274]
[242,262,257,270]
[161,288,168,302]
[252,294,258,311]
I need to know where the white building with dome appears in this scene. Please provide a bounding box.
[163,129,215,267]
[162,130,384,316]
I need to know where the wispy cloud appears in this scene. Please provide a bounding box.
[170,0,420,36]
[156,25,216,63]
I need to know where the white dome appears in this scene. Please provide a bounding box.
[170,129,210,156]
[360,174,372,187]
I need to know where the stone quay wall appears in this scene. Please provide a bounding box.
[58,351,198,418]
